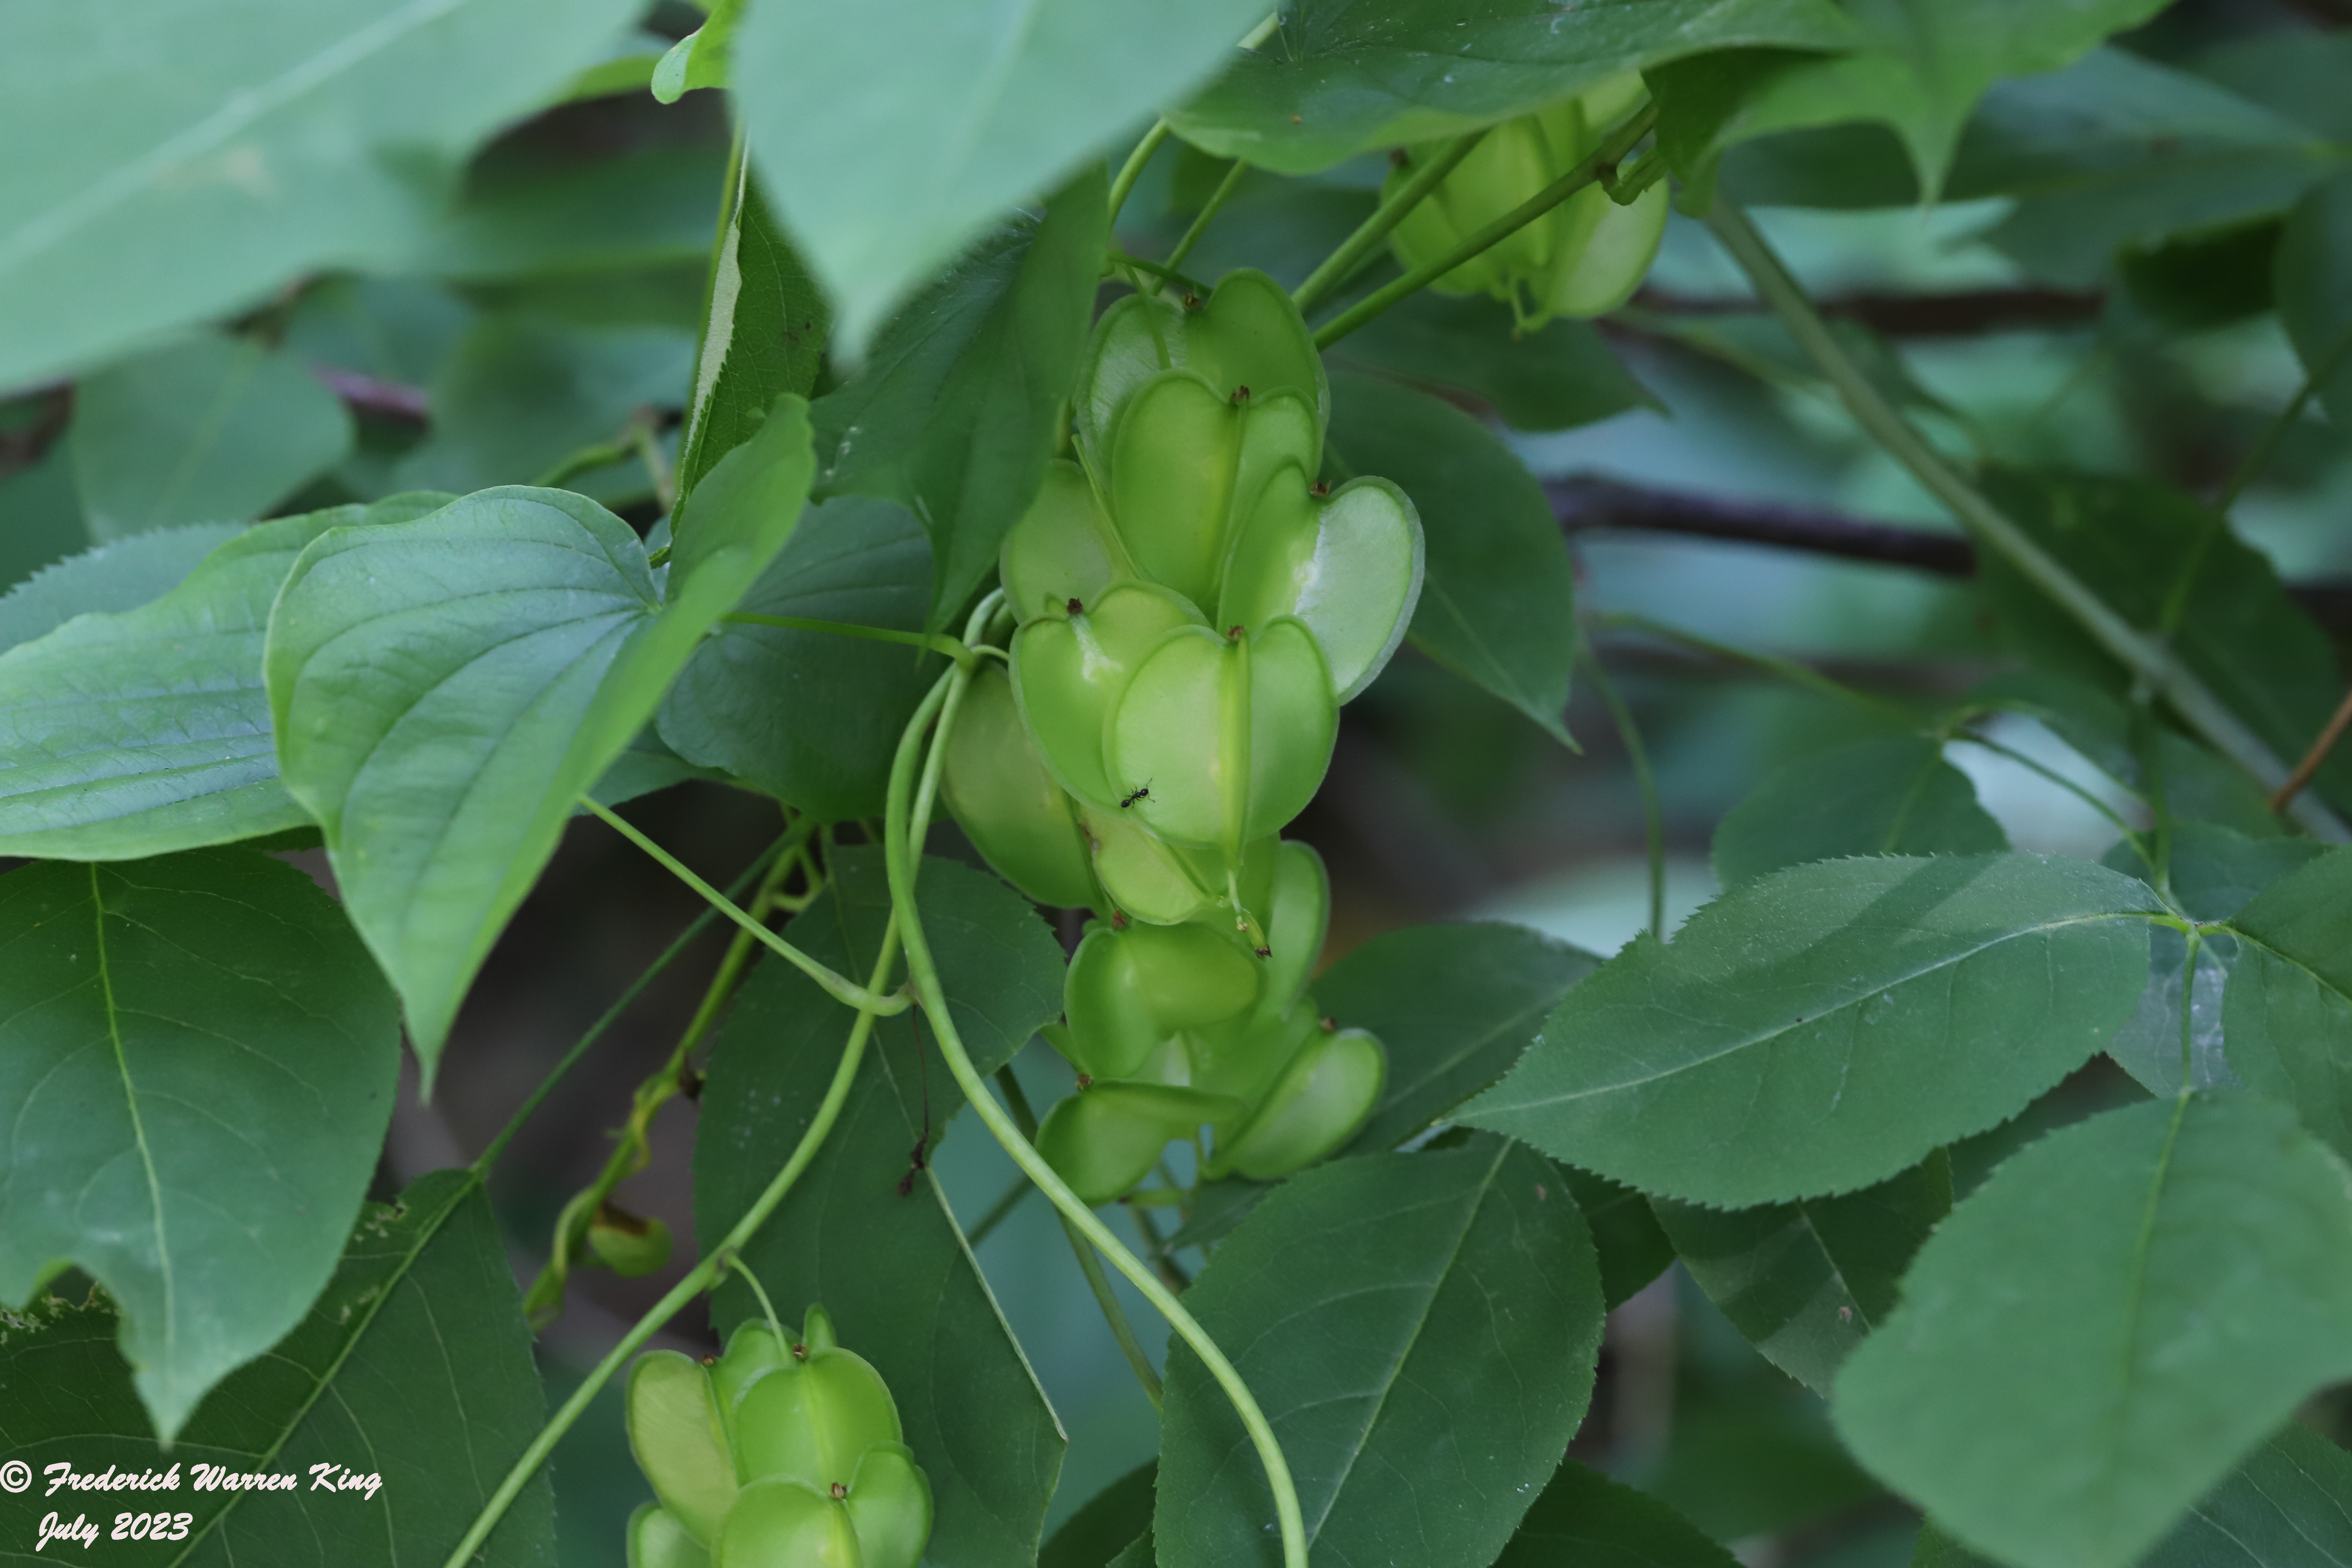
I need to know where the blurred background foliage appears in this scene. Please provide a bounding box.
[3,1,2349,1562]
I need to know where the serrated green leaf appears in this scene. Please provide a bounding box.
[1835,1093,2352,1568]
[1326,374,1578,743]
[657,496,937,821]
[69,332,352,541]
[675,170,828,507]
[1329,293,1660,433]
[2225,848,2352,1161]
[1493,1459,1738,1568]
[1158,1136,1605,1568]
[2159,822,2327,922]
[2107,926,2238,1099]
[1556,1164,1675,1309]
[0,849,399,1439]
[697,850,1065,1568]
[0,0,640,387]
[2279,170,2352,430]
[1464,853,2162,1205]
[1170,0,1860,176]
[0,525,240,655]
[733,0,1258,354]
[1654,1152,1950,1393]
[269,405,813,1069]
[0,1170,555,1566]
[1320,919,1599,1155]
[808,170,1104,629]
[1713,735,2008,886]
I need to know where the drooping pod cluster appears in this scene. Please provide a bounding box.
[942,271,1418,1200]
[1385,73,1666,329]
[625,1305,931,1568]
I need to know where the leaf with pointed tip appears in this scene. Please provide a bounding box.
[1042,1463,1156,1568]
[1654,1152,1950,1393]
[0,849,399,1439]
[697,850,1066,1568]
[1712,735,2006,886]
[268,402,813,1070]
[1157,1136,1604,1568]
[0,1171,555,1565]
[1836,1094,2352,1568]
[2225,849,2352,1161]
[1494,1460,1739,1568]
[1464,854,2162,1206]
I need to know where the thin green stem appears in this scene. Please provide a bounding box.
[1948,731,2152,867]
[1593,610,1918,726]
[965,1173,1034,1246]
[1111,250,1210,297]
[1127,1198,1190,1293]
[1291,130,1487,314]
[995,1068,1163,1409]
[1601,147,1668,206]
[582,797,910,1016]
[882,654,1308,1568]
[2178,929,2204,1090]
[631,420,675,515]
[533,433,635,490]
[2217,321,2352,516]
[472,831,793,1176]
[1156,158,1250,294]
[729,1252,789,1346]
[435,855,914,1568]
[1704,201,2350,844]
[1312,101,1658,350]
[1580,634,1666,941]
[722,612,972,668]
[1107,123,1174,230]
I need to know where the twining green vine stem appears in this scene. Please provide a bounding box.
[1291,129,1486,313]
[1112,249,1210,296]
[881,632,1310,1568]
[434,682,950,1568]
[1104,14,1281,228]
[1154,157,1251,294]
[582,796,911,1015]
[1705,202,2351,844]
[1311,100,1658,349]
[1579,632,1666,942]
[994,1066,1165,1409]
[721,611,981,668]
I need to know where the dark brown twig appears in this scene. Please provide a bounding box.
[2272,685,2352,812]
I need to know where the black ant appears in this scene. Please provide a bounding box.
[1119,783,1150,808]
[1230,384,1251,406]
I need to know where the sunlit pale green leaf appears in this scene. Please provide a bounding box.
[269,405,812,1069]
[0,0,641,387]
[1836,1094,2352,1568]
[1714,735,2006,885]
[809,170,1104,628]
[0,850,399,1439]
[0,1171,555,1565]
[734,0,1259,353]
[1327,374,1576,743]
[1158,1136,1605,1568]
[1171,0,1861,175]
[698,850,1065,1568]
[1464,854,2161,1205]
[69,332,352,541]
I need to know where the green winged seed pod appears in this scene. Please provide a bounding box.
[1211,1023,1387,1181]
[1061,918,1261,1081]
[731,1316,904,1494]
[1073,268,1328,474]
[1246,840,1329,1030]
[941,664,1101,910]
[1011,580,1204,808]
[715,1478,863,1568]
[839,1445,932,1568]
[626,1351,738,1545]
[1080,804,1279,927]
[1186,1000,1322,1109]
[629,1501,710,1568]
[1217,469,1424,702]
[1109,618,1337,856]
[1384,72,1662,328]
[998,459,1124,626]
[1105,371,1320,612]
[1038,1080,1249,1205]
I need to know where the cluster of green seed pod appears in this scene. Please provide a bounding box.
[626,1305,930,1568]
[942,270,1417,1199]
[1386,73,1666,329]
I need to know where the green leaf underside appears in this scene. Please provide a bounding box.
[268,412,812,1069]
[1169,0,1864,175]
[1493,1459,1739,1568]
[1465,853,2161,1206]
[1655,1152,1951,1393]
[1320,919,1600,1155]
[0,1171,555,1566]
[0,850,400,1439]
[1327,374,1579,744]
[1837,1094,2352,1568]
[2224,850,2352,1162]
[1713,735,2008,886]
[697,850,1065,1568]
[657,496,936,821]
[735,0,1262,352]
[0,0,642,388]
[1157,1136,1606,1568]
[677,170,828,506]
[808,170,1106,631]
